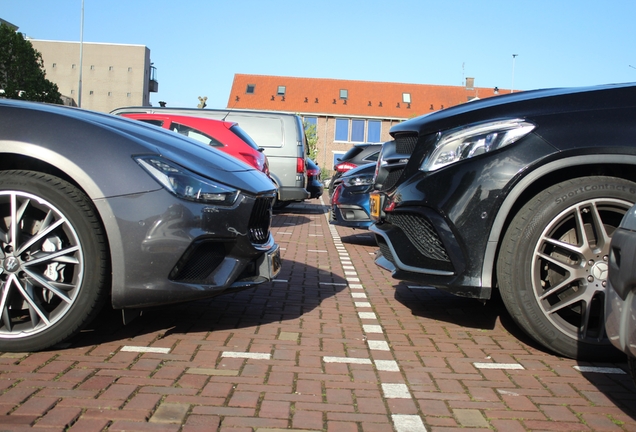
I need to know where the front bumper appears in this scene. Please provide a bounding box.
[330,184,373,229]
[95,188,280,309]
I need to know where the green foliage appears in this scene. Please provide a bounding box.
[0,24,62,104]
[304,120,318,161]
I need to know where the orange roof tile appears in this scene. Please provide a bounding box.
[227,74,508,119]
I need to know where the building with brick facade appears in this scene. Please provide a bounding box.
[227,74,507,173]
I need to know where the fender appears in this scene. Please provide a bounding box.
[481,154,636,289]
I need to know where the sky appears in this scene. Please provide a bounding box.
[2,0,635,109]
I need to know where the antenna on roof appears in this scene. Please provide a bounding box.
[222,95,240,121]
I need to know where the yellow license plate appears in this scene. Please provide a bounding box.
[370,193,381,218]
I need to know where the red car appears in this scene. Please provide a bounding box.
[120,113,269,175]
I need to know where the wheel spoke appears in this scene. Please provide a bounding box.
[16,218,65,256]
[588,202,612,250]
[24,245,80,267]
[0,274,16,332]
[22,269,72,303]
[13,278,51,326]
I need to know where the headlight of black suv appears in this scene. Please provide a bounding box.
[421,119,535,172]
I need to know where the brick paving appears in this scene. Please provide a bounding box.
[1,199,636,431]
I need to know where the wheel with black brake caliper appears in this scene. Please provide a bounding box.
[497,176,636,360]
[0,171,109,352]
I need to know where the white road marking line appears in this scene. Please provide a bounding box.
[392,415,427,432]
[323,356,372,364]
[382,383,411,399]
[358,312,377,319]
[363,324,383,333]
[222,352,271,360]
[473,362,524,370]
[368,340,390,351]
[351,292,367,298]
[121,346,171,354]
[355,302,372,308]
[375,360,400,371]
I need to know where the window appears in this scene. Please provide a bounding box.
[90,65,95,70]
[351,119,365,142]
[107,91,112,96]
[339,89,348,100]
[71,64,76,69]
[89,91,93,95]
[139,119,163,127]
[171,123,223,147]
[277,86,286,96]
[402,93,411,103]
[52,63,56,68]
[304,117,317,130]
[109,66,113,71]
[128,67,132,72]
[335,118,349,141]
[367,120,381,142]
[127,92,131,97]
[333,152,346,167]
[246,84,255,94]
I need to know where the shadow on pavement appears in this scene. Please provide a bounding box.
[68,259,347,348]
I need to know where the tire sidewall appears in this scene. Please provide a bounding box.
[498,176,636,359]
[0,171,107,351]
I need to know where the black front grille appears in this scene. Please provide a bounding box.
[394,133,419,155]
[248,197,273,244]
[388,213,450,262]
[382,170,404,192]
[170,242,225,282]
[377,238,396,265]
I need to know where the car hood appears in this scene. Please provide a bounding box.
[391,82,636,137]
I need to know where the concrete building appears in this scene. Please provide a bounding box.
[227,74,507,172]
[29,39,158,113]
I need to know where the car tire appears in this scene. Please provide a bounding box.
[0,171,109,352]
[497,176,636,360]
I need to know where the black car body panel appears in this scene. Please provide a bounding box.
[372,83,636,299]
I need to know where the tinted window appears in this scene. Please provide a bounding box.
[351,119,365,142]
[139,119,164,127]
[230,125,261,150]
[335,118,349,141]
[367,121,381,142]
[170,122,223,147]
[341,146,364,160]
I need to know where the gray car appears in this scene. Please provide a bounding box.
[0,99,281,352]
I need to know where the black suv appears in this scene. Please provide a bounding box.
[370,83,636,360]
[329,143,382,196]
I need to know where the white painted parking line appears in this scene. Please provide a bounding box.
[407,285,435,289]
[349,284,364,289]
[473,362,524,370]
[392,415,427,432]
[574,366,626,374]
[347,277,360,282]
[272,279,288,283]
[343,265,355,270]
[382,383,411,399]
[363,324,383,333]
[277,232,293,235]
[375,360,400,371]
[355,302,372,308]
[308,250,328,253]
[345,271,358,276]
[358,312,377,319]
[222,352,271,360]
[351,292,367,298]
[320,282,348,286]
[121,346,171,354]
[309,234,324,236]
[368,340,390,351]
[323,356,372,364]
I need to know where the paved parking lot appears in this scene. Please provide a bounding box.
[1,199,635,431]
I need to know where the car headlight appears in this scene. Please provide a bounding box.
[136,156,239,205]
[343,174,375,188]
[420,119,535,172]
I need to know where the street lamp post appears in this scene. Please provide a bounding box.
[511,54,518,93]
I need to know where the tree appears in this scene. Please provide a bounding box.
[304,120,318,162]
[0,24,62,104]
